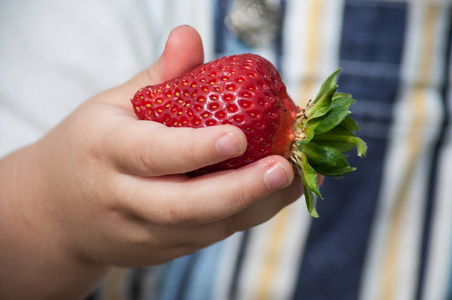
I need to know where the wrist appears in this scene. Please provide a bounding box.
[0,145,108,299]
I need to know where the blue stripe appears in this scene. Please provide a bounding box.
[293,1,407,299]
[127,268,147,299]
[176,252,200,300]
[340,0,406,65]
[153,239,236,300]
[155,255,194,300]
[228,230,250,300]
[214,0,229,54]
[183,242,225,300]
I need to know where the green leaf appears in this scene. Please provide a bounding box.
[311,165,356,177]
[298,152,322,198]
[307,108,351,134]
[304,85,337,119]
[312,127,355,152]
[333,92,352,100]
[339,116,360,131]
[312,140,357,153]
[331,95,355,110]
[303,185,319,218]
[303,143,350,168]
[319,126,355,137]
[313,130,368,157]
[305,92,354,134]
[313,127,355,144]
[298,126,314,144]
[291,151,321,217]
[355,138,368,157]
[313,69,342,103]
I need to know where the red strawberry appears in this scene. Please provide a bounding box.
[131,54,366,217]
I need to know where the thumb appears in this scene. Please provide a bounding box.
[150,25,205,83]
[112,25,204,102]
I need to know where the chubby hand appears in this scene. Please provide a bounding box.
[7,26,303,275]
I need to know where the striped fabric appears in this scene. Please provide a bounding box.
[84,0,452,299]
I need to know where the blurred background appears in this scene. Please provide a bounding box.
[1,0,451,299]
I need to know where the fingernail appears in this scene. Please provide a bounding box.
[216,133,242,157]
[264,163,290,190]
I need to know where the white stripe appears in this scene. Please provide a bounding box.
[268,200,312,299]
[358,2,447,299]
[283,0,344,95]
[421,23,452,300]
[211,232,245,300]
[282,0,310,87]
[236,199,311,300]
[422,136,452,299]
[142,0,215,61]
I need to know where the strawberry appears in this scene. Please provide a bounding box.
[131,54,366,217]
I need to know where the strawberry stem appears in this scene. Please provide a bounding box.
[290,69,367,218]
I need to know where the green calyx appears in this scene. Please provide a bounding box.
[290,69,367,218]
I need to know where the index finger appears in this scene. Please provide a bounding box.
[105,117,247,176]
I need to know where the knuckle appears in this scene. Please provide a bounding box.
[123,226,152,249]
[139,139,155,171]
[192,236,215,250]
[180,130,207,170]
[138,133,163,175]
[143,66,160,86]
[167,198,193,226]
[229,175,254,210]
[223,218,240,239]
[83,127,104,162]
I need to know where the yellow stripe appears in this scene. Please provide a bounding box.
[254,1,324,299]
[102,267,127,300]
[381,89,425,300]
[255,207,291,300]
[381,3,438,299]
[297,0,323,108]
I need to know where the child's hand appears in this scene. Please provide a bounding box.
[0,26,302,299]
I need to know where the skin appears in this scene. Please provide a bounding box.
[0,25,303,299]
